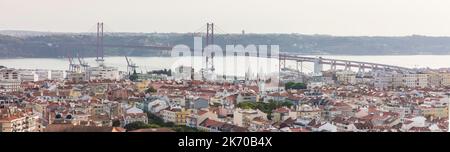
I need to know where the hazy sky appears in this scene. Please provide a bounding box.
[1,0,450,36]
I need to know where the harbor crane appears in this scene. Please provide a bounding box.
[77,53,90,71]
[125,56,138,75]
[67,51,80,72]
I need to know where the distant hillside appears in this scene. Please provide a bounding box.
[1,31,450,58]
[0,30,69,38]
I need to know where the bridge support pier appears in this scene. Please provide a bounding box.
[277,55,414,74]
[330,60,337,71]
[371,65,378,71]
[279,56,287,71]
[358,64,365,77]
[296,60,304,81]
[344,62,351,71]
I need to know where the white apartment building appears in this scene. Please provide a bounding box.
[19,70,39,82]
[372,71,450,89]
[0,107,41,132]
[373,71,391,89]
[0,68,21,92]
[336,70,356,85]
[34,69,51,81]
[18,69,66,81]
[147,99,169,114]
[86,66,120,81]
[307,73,328,88]
[373,71,404,89]
[174,66,194,80]
[67,72,87,82]
[50,70,66,81]
[392,73,404,88]
[161,108,178,123]
[403,73,428,88]
[1,68,20,80]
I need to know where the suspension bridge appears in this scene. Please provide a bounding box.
[53,22,416,74]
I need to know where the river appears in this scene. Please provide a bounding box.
[0,55,448,76]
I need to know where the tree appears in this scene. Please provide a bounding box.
[112,119,121,127]
[173,126,200,132]
[212,102,222,107]
[285,82,307,90]
[165,122,176,128]
[147,124,161,128]
[167,69,172,76]
[124,121,148,131]
[237,102,256,109]
[236,100,294,120]
[281,101,294,108]
[147,113,165,125]
[145,86,157,94]
[129,69,139,81]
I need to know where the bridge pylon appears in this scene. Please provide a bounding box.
[95,22,105,64]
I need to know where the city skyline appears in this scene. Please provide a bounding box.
[1,0,450,36]
[1,0,449,134]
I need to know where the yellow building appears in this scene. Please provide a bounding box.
[427,73,441,88]
[135,80,150,92]
[420,106,448,118]
[175,109,191,126]
[440,73,450,87]
[296,104,322,119]
[162,108,191,126]
[69,89,82,98]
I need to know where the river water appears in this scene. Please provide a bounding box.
[0,55,449,76]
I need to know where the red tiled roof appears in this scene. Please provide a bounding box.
[273,107,290,113]
[409,127,431,132]
[197,110,209,116]
[290,128,311,132]
[199,118,225,128]
[129,128,175,132]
